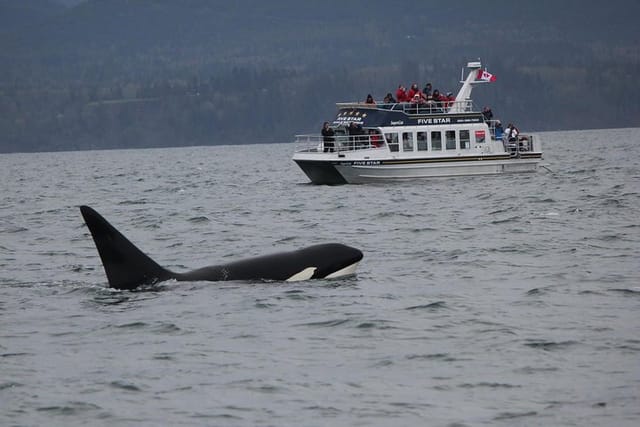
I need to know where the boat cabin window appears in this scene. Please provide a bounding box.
[417,132,428,151]
[460,130,470,150]
[385,132,399,152]
[402,132,414,152]
[431,131,442,151]
[446,130,456,150]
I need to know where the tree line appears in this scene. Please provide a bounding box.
[0,0,638,152]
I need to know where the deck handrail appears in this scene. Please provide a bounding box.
[335,99,476,114]
[294,134,383,153]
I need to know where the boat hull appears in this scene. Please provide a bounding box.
[294,154,543,184]
[294,159,347,185]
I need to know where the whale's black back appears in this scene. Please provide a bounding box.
[81,206,363,289]
[80,206,173,289]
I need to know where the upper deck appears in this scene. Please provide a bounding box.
[331,100,484,128]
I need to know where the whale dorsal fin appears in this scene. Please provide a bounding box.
[80,206,173,289]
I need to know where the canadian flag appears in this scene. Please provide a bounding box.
[476,69,497,82]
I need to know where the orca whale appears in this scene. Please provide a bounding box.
[80,206,363,290]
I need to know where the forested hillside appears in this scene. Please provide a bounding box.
[1,0,638,152]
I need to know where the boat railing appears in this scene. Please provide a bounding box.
[294,134,384,153]
[503,134,535,156]
[335,99,475,115]
[487,119,500,140]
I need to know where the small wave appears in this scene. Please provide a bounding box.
[247,384,284,393]
[405,301,447,311]
[372,359,393,367]
[0,244,15,253]
[622,223,640,229]
[152,322,181,334]
[0,381,22,390]
[297,318,350,328]
[302,405,342,416]
[64,264,92,273]
[597,233,625,241]
[87,292,132,307]
[608,287,640,295]
[490,215,521,225]
[409,226,438,233]
[524,340,579,351]
[406,353,457,362]
[488,207,515,215]
[458,382,521,389]
[188,216,210,223]
[115,321,148,329]
[118,199,148,205]
[475,192,493,200]
[568,168,597,175]
[281,289,316,301]
[37,401,101,415]
[377,211,415,219]
[578,290,605,296]
[274,236,296,243]
[515,366,559,374]
[191,412,244,420]
[388,401,435,411]
[493,411,538,420]
[109,381,142,391]
[1,352,33,358]
[356,320,396,330]
[152,353,176,361]
[617,343,640,352]
[600,198,623,207]
[254,300,275,309]
[0,225,28,233]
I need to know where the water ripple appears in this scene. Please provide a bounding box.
[1,132,638,427]
[523,340,580,351]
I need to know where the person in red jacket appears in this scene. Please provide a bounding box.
[444,92,456,109]
[407,83,420,100]
[396,85,407,102]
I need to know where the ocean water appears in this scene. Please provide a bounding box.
[0,128,639,426]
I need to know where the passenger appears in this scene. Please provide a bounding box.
[518,133,529,151]
[396,85,408,102]
[348,122,365,146]
[444,92,455,109]
[407,83,420,100]
[383,93,397,104]
[423,82,433,97]
[410,93,426,105]
[365,94,375,104]
[505,123,519,142]
[432,89,443,110]
[321,121,335,152]
[482,106,494,121]
[369,129,381,147]
[348,122,358,136]
[494,121,504,140]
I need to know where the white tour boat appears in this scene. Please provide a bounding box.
[292,61,543,184]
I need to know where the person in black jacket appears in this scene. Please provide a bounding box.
[321,121,335,152]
